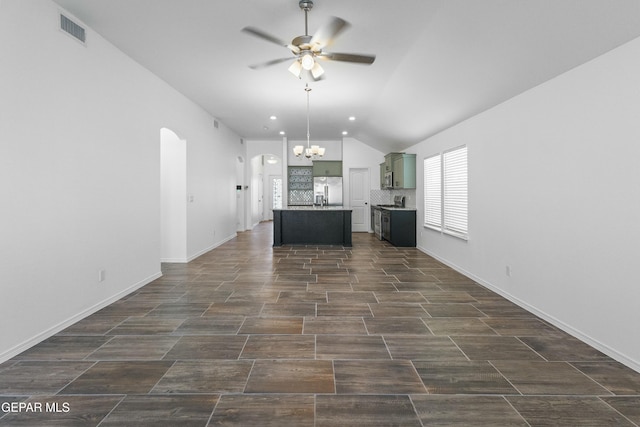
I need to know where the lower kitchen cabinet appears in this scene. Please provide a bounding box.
[381,209,416,247]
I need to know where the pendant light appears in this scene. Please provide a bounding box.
[293,84,325,159]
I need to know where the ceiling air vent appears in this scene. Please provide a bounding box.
[60,13,86,44]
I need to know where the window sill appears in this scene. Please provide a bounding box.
[423,224,468,241]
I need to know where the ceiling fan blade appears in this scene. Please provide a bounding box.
[249,57,295,70]
[320,52,376,64]
[242,26,289,48]
[310,16,350,50]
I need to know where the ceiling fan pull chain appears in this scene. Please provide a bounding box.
[306,84,311,147]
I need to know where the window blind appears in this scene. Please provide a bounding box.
[443,146,467,237]
[423,154,441,228]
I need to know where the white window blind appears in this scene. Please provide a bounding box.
[443,146,467,237]
[423,154,441,228]
[423,145,468,239]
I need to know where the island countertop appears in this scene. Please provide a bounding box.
[272,207,352,246]
[274,206,352,211]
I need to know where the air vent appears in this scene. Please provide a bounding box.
[60,13,86,44]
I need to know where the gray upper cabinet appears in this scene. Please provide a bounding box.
[392,153,416,189]
[382,153,416,189]
[313,160,342,177]
[383,155,393,173]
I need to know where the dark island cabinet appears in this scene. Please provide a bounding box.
[273,208,352,247]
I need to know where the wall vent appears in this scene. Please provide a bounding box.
[60,13,86,44]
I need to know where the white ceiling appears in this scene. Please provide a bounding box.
[54,0,640,153]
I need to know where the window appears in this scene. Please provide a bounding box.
[424,154,441,228]
[423,145,468,239]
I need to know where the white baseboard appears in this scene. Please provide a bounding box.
[417,244,640,373]
[186,233,237,262]
[0,271,162,363]
[160,257,189,263]
[161,234,239,264]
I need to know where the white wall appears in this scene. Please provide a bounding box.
[185,117,242,260]
[410,36,640,371]
[236,156,246,231]
[0,0,242,360]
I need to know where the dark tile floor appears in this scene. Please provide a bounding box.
[2,222,640,426]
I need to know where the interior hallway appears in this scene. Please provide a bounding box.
[1,222,640,426]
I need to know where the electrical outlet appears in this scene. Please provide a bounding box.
[505,265,512,277]
[98,269,106,282]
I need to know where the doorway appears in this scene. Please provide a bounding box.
[349,168,370,232]
[246,154,283,228]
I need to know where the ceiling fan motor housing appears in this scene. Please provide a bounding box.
[292,35,313,48]
[299,0,314,11]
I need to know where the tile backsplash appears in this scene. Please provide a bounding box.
[370,189,416,208]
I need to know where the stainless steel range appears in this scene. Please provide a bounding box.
[374,196,406,240]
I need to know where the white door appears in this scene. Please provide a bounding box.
[349,168,370,232]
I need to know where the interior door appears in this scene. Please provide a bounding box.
[349,168,370,232]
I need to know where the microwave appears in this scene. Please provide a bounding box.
[384,171,393,188]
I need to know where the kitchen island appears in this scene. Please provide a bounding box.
[272,207,352,247]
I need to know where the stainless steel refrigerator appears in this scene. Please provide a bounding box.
[313,177,343,206]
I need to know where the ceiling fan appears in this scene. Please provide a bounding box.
[242,0,376,80]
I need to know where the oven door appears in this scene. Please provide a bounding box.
[381,210,391,241]
[374,208,382,240]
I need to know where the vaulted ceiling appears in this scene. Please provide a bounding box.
[54,0,640,153]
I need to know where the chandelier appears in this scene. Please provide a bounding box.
[293,84,325,159]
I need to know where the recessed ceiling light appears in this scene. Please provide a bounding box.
[348,116,356,121]
[279,131,286,135]
[342,131,348,135]
[270,115,277,120]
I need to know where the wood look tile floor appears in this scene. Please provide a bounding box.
[2,222,640,426]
